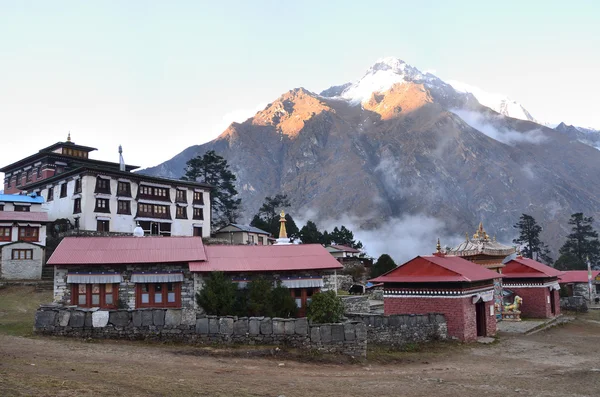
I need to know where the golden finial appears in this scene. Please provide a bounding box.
[67,132,71,142]
[436,238,441,253]
[278,210,287,239]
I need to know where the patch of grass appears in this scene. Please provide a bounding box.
[0,286,52,337]
[367,340,461,364]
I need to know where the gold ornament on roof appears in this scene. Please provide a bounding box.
[278,210,287,239]
[473,222,489,241]
[436,238,441,253]
[67,132,71,142]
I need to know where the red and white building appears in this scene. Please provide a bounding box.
[48,235,342,315]
[502,256,562,318]
[0,193,49,279]
[559,270,600,303]
[1,136,211,237]
[371,255,500,341]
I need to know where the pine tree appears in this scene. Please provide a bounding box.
[512,214,553,264]
[325,225,363,250]
[370,254,396,278]
[182,150,241,229]
[250,194,292,237]
[299,221,324,244]
[558,212,600,266]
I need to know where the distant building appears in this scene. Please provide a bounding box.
[214,224,272,245]
[0,193,49,279]
[326,245,361,259]
[502,256,562,318]
[559,270,600,303]
[0,135,211,237]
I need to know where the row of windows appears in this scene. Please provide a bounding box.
[89,199,203,220]
[6,167,43,188]
[11,249,34,260]
[0,227,40,242]
[62,148,88,158]
[94,219,202,237]
[71,282,180,309]
[0,205,31,212]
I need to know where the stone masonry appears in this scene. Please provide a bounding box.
[34,306,367,358]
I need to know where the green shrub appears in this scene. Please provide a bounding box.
[306,290,344,323]
[271,281,298,318]
[196,272,237,315]
[247,277,274,317]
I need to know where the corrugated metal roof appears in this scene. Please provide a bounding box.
[217,224,271,235]
[0,211,49,223]
[190,244,343,272]
[371,255,501,283]
[503,257,563,278]
[47,236,206,265]
[559,270,600,284]
[0,194,45,203]
[328,244,361,253]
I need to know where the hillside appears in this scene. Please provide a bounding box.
[140,58,600,259]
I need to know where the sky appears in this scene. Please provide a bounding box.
[1,0,599,178]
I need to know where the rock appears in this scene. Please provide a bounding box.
[260,318,272,335]
[196,318,209,334]
[153,310,165,326]
[109,311,129,327]
[284,320,295,335]
[141,310,153,326]
[181,309,196,326]
[209,318,219,334]
[58,310,71,327]
[233,318,248,335]
[84,312,93,328]
[310,326,321,343]
[219,317,234,335]
[294,318,308,335]
[165,310,182,327]
[320,325,332,343]
[272,319,285,335]
[34,310,56,329]
[93,311,110,328]
[249,318,260,335]
[69,311,85,328]
[132,311,143,327]
[344,323,356,341]
[331,324,344,342]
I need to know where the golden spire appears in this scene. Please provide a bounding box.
[67,132,71,142]
[278,210,287,239]
[436,238,441,253]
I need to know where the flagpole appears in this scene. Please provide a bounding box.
[587,255,593,302]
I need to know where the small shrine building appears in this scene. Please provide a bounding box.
[370,250,499,341]
[446,223,516,316]
[502,255,562,318]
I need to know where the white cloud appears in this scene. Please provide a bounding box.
[451,109,548,146]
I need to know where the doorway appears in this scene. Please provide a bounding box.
[475,300,487,337]
[550,290,556,316]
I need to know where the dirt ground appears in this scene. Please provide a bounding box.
[1,287,600,396]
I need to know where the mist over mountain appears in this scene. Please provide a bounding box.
[140,58,600,261]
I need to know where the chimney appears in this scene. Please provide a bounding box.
[119,145,125,172]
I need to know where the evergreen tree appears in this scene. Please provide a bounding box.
[299,221,324,244]
[250,194,293,237]
[512,214,553,264]
[326,225,363,250]
[247,277,274,317]
[181,150,241,229]
[559,212,600,266]
[554,253,585,271]
[196,272,237,315]
[370,254,396,278]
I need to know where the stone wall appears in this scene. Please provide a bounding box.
[323,274,353,292]
[573,282,600,303]
[345,313,448,348]
[1,242,45,280]
[34,306,367,358]
[341,295,370,314]
[560,296,588,312]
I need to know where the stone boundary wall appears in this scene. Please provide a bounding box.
[341,295,370,313]
[345,313,447,348]
[34,306,366,358]
[560,296,588,312]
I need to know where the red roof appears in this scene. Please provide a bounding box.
[559,270,600,284]
[370,255,501,283]
[329,245,361,253]
[47,236,206,265]
[502,257,563,279]
[190,244,343,272]
[0,211,49,223]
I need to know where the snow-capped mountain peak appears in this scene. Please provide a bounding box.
[446,80,536,122]
[336,57,435,104]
